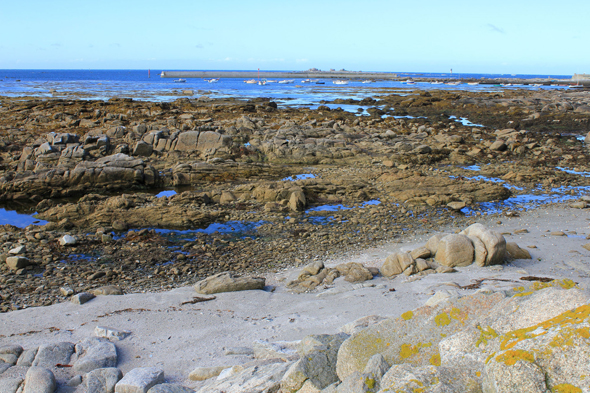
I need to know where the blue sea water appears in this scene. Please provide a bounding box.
[0,69,573,106]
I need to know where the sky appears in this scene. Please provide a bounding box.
[1,0,588,75]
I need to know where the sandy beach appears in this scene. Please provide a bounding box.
[1,204,589,391]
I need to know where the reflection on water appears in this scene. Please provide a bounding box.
[306,199,381,213]
[282,174,316,181]
[0,208,47,228]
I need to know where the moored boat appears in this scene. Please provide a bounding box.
[333,80,349,85]
[173,79,186,83]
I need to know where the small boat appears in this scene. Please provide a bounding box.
[244,79,257,84]
[570,84,584,89]
[501,83,512,87]
[206,78,219,83]
[278,79,294,84]
[173,79,186,83]
[467,82,479,86]
[403,79,415,84]
[315,81,325,84]
[431,81,443,85]
[533,83,543,87]
[333,80,349,85]
[258,80,266,85]
[362,80,372,84]
[301,79,311,83]
[310,79,319,83]
[265,80,277,83]
[446,81,461,85]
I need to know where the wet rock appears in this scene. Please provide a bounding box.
[193,272,266,294]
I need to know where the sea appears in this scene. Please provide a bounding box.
[0,69,574,110]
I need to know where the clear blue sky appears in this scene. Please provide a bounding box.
[1,0,588,75]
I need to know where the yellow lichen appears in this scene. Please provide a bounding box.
[449,307,468,325]
[476,371,482,378]
[402,310,414,321]
[399,342,432,360]
[552,383,582,393]
[435,312,451,327]
[430,353,441,366]
[476,325,498,347]
[365,377,376,389]
[495,349,535,366]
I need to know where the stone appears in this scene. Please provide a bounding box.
[280,334,348,392]
[112,220,128,231]
[460,223,506,266]
[174,131,200,152]
[72,292,96,305]
[505,242,532,259]
[410,246,431,260]
[0,344,24,359]
[74,337,118,373]
[425,233,448,254]
[60,287,74,296]
[32,342,75,368]
[335,262,373,283]
[147,384,195,393]
[92,285,124,296]
[188,366,227,381]
[115,367,164,393]
[289,190,307,212]
[196,362,290,393]
[447,201,466,210]
[490,140,508,151]
[335,291,506,381]
[219,191,237,204]
[95,326,132,341]
[583,243,590,252]
[339,315,387,335]
[133,141,153,157]
[463,236,485,267]
[379,364,450,392]
[570,201,588,209]
[87,367,123,393]
[0,377,23,393]
[6,256,29,270]
[434,234,474,267]
[424,290,460,308]
[194,272,266,294]
[9,245,26,254]
[17,348,38,367]
[302,261,324,276]
[253,340,299,361]
[551,231,566,236]
[59,234,77,246]
[22,367,56,393]
[0,353,18,364]
[381,252,414,277]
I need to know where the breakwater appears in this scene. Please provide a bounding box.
[159,70,582,86]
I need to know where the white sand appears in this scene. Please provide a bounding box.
[1,205,589,390]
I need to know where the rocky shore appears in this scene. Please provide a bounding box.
[0,86,589,391]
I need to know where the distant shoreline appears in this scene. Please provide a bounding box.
[160,70,579,85]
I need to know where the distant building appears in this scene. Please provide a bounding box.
[308,68,320,72]
[330,69,335,72]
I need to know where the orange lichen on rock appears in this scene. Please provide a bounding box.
[495,349,535,366]
[552,383,583,393]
